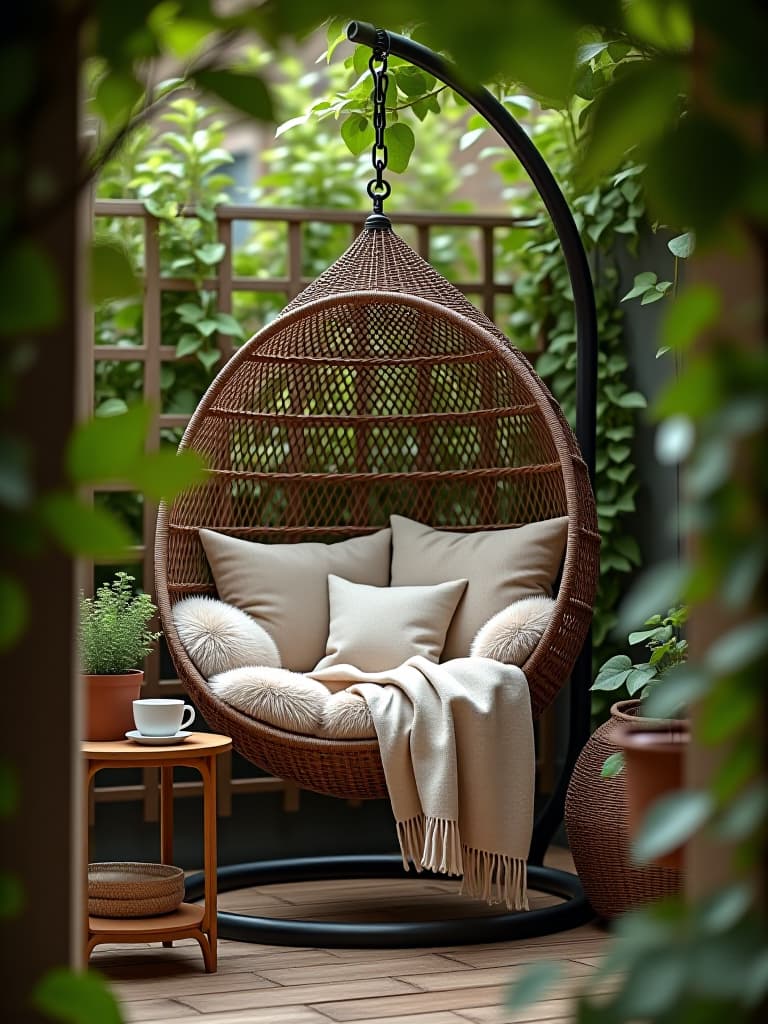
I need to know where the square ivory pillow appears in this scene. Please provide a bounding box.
[200,528,391,671]
[315,575,468,673]
[390,514,568,660]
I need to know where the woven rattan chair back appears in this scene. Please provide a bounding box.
[156,228,599,800]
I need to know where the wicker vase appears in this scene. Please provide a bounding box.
[84,670,143,741]
[565,699,683,919]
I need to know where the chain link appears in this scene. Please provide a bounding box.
[366,32,391,213]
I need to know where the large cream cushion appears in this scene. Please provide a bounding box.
[200,528,391,672]
[390,515,568,660]
[314,574,467,673]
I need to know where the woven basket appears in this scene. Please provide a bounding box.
[565,700,683,919]
[88,862,184,918]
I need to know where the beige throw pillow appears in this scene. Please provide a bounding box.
[200,528,391,672]
[315,575,468,673]
[390,514,568,660]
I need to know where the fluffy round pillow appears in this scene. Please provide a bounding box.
[470,595,556,666]
[209,666,328,734]
[173,596,280,677]
[320,690,376,740]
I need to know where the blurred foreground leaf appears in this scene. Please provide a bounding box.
[38,494,133,558]
[633,790,713,865]
[33,969,124,1024]
[195,70,273,121]
[90,240,141,304]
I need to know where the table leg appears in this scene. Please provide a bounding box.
[202,755,218,972]
[160,765,174,947]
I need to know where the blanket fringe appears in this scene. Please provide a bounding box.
[396,817,527,910]
[459,846,529,911]
[396,814,426,871]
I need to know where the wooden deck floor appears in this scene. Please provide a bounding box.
[92,850,610,1024]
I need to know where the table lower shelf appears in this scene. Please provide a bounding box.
[89,901,204,940]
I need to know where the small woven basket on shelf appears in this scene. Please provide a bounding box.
[87,862,184,918]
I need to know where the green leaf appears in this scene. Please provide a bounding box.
[92,71,143,127]
[715,783,768,841]
[506,961,563,1010]
[706,616,768,675]
[214,312,245,338]
[176,334,202,358]
[95,398,128,418]
[340,113,373,156]
[632,789,713,865]
[667,231,695,258]
[626,664,658,695]
[660,284,722,353]
[197,348,221,372]
[39,495,133,558]
[0,240,62,335]
[32,968,124,1024]
[325,16,349,63]
[617,391,647,409]
[194,243,226,265]
[129,449,206,501]
[577,60,682,185]
[622,271,658,301]
[386,122,415,173]
[0,575,27,652]
[592,654,632,691]
[195,70,273,122]
[395,67,428,98]
[67,404,150,483]
[601,752,625,778]
[177,302,205,323]
[90,240,140,304]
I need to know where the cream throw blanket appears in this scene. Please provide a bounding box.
[310,655,534,910]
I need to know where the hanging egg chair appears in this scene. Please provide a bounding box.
[155,23,600,946]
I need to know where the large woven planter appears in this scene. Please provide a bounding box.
[565,699,683,919]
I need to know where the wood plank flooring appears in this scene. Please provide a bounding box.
[92,849,611,1024]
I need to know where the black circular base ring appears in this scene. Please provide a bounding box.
[185,855,593,948]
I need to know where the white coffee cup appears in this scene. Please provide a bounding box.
[133,698,195,737]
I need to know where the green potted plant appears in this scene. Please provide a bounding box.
[80,572,161,741]
[565,606,688,917]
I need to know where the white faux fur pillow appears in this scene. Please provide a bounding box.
[173,596,281,677]
[470,596,556,666]
[209,666,329,734]
[320,690,376,740]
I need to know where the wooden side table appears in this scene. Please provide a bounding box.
[82,732,232,972]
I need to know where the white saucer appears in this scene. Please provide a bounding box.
[125,730,192,746]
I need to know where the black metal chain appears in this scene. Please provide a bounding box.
[366,31,391,215]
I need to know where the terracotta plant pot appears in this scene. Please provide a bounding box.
[84,670,143,741]
[615,721,690,870]
[565,699,683,919]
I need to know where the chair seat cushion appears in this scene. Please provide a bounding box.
[200,527,391,672]
[390,515,568,660]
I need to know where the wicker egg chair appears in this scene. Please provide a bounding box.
[155,23,601,947]
[156,230,598,804]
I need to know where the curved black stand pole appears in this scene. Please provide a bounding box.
[186,856,591,948]
[348,21,598,867]
[189,24,599,947]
